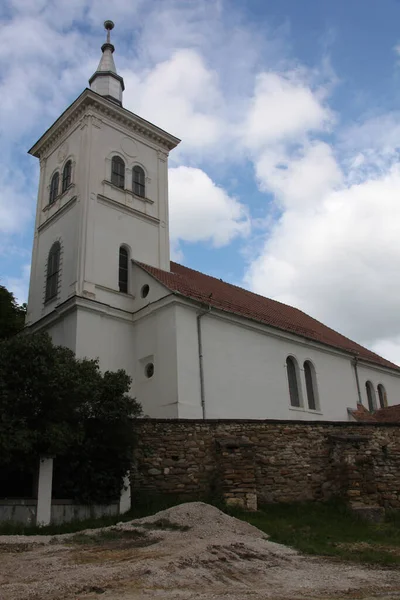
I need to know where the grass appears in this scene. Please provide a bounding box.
[227,500,400,566]
[2,495,400,566]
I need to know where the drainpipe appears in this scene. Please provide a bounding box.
[352,355,363,405]
[197,305,211,419]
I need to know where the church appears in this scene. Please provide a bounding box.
[26,22,400,421]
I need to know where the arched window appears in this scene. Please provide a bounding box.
[377,384,387,409]
[119,246,128,293]
[304,360,318,410]
[133,165,145,197]
[49,172,59,204]
[111,156,125,189]
[62,160,72,192]
[45,242,60,301]
[286,356,301,408]
[365,381,376,412]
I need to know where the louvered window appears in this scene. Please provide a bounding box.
[133,165,145,197]
[111,156,125,189]
[119,246,128,293]
[286,356,301,407]
[62,160,72,192]
[49,172,59,204]
[45,242,60,301]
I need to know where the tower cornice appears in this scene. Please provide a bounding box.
[28,89,181,159]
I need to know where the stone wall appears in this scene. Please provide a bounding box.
[132,420,400,510]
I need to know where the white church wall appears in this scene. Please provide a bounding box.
[132,305,179,418]
[43,311,78,350]
[27,123,83,326]
[27,202,79,325]
[75,308,135,378]
[173,306,365,420]
[82,115,170,302]
[131,263,171,310]
[92,200,160,297]
[175,305,203,418]
[356,363,400,409]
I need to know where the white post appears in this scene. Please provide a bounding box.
[36,457,54,526]
[119,473,131,514]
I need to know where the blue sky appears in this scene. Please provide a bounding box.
[2,0,400,364]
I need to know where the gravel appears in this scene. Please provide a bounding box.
[0,502,399,600]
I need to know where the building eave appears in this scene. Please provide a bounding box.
[28,88,181,159]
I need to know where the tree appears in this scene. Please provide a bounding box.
[0,285,26,340]
[0,332,142,503]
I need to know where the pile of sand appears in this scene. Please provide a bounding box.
[0,502,399,599]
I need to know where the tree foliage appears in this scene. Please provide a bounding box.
[0,332,142,503]
[0,285,26,340]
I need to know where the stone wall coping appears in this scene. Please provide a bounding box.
[136,418,400,428]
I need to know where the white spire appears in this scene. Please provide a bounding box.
[89,20,125,106]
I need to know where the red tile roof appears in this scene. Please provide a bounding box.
[137,261,400,372]
[350,403,400,422]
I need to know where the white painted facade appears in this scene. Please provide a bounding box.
[26,29,400,422]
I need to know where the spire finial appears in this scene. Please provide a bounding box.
[89,19,124,105]
[104,20,114,44]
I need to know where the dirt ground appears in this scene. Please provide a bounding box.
[1,502,400,600]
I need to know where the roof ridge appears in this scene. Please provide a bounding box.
[136,260,399,372]
[170,262,387,361]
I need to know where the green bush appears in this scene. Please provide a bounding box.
[0,332,142,503]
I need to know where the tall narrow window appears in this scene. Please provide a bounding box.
[377,384,387,409]
[49,172,59,204]
[62,160,72,192]
[365,381,376,412]
[111,156,125,189]
[304,360,318,410]
[119,246,128,293]
[286,356,301,408]
[45,242,60,302]
[133,165,145,197]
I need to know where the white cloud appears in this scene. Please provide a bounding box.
[4,263,31,304]
[244,70,333,150]
[169,166,250,247]
[123,50,224,154]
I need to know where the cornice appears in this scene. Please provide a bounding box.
[97,193,159,224]
[28,89,180,159]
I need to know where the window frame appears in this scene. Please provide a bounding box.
[111,156,125,189]
[118,246,129,293]
[49,172,59,205]
[133,165,146,198]
[365,380,376,412]
[304,360,319,411]
[62,160,72,193]
[45,242,61,302]
[377,383,387,409]
[286,356,302,408]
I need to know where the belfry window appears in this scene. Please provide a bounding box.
[304,360,318,410]
[111,156,125,189]
[365,381,376,412]
[45,242,60,301]
[377,384,387,409]
[286,356,301,408]
[62,160,72,192]
[119,246,128,293]
[49,172,59,204]
[133,165,145,197]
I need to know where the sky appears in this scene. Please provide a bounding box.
[2,0,400,364]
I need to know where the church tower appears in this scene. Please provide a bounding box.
[26,22,180,376]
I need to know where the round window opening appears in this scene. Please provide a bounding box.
[141,284,150,298]
[145,362,154,378]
